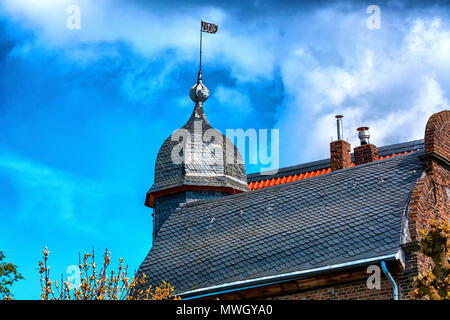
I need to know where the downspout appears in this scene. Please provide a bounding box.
[381,261,399,300]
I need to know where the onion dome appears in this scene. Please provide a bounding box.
[145,71,250,208]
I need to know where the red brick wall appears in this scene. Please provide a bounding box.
[406,110,450,286]
[400,163,450,299]
[270,277,393,300]
[396,110,450,299]
[424,110,450,160]
[407,164,450,243]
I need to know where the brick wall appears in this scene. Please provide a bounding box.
[396,110,450,299]
[400,163,450,299]
[407,164,450,243]
[424,110,450,160]
[270,277,393,300]
[406,110,450,286]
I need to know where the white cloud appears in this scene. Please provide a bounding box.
[370,75,448,144]
[276,16,450,163]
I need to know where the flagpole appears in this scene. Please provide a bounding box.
[199,21,203,81]
[198,20,217,82]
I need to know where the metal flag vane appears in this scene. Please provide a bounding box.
[198,20,218,82]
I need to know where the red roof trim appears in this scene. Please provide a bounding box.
[248,150,417,191]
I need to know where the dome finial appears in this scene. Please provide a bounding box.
[189,70,209,103]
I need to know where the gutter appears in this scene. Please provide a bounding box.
[381,261,399,300]
[180,250,403,299]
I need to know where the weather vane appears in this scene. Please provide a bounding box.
[198,20,218,82]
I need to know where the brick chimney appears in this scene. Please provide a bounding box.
[354,127,379,165]
[420,109,450,173]
[330,115,352,171]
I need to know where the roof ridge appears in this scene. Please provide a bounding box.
[173,150,423,210]
[247,158,329,179]
[247,139,424,182]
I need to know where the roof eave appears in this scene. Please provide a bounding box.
[179,250,404,299]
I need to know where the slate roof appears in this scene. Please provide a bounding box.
[137,150,423,297]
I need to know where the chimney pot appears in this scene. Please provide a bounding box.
[354,127,378,165]
[336,115,344,140]
[357,127,370,145]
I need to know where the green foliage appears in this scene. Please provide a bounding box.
[413,220,450,300]
[0,251,24,300]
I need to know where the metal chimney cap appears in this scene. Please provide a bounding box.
[357,127,370,145]
[335,115,344,140]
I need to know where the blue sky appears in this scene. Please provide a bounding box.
[0,0,449,299]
